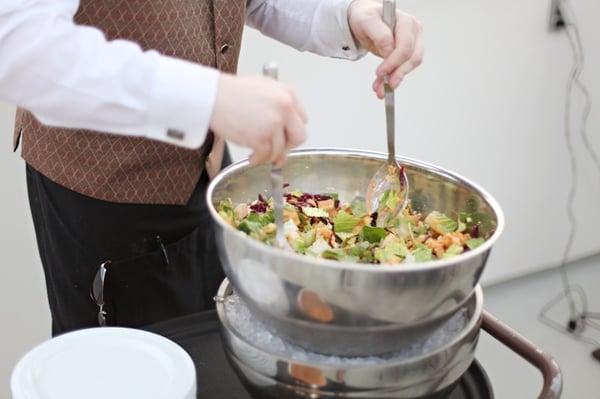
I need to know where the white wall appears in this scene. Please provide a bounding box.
[1,0,600,396]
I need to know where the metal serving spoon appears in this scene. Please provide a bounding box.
[365,0,409,227]
[263,62,290,250]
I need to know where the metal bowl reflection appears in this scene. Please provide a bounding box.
[207,148,502,356]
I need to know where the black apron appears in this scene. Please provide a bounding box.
[26,152,230,336]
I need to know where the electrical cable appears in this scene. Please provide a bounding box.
[537,0,600,348]
[556,26,578,318]
[563,1,599,175]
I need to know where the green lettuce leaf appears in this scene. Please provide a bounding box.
[412,222,428,236]
[442,244,464,259]
[457,219,467,233]
[301,229,317,247]
[361,226,386,243]
[217,199,235,224]
[246,211,275,226]
[217,198,233,211]
[386,237,410,258]
[237,220,262,235]
[336,232,357,241]
[289,227,316,254]
[322,248,346,260]
[378,189,401,212]
[349,241,369,256]
[348,241,373,262]
[466,238,485,250]
[412,244,433,262]
[284,202,298,211]
[322,249,359,263]
[374,236,409,263]
[238,211,275,237]
[425,211,458,235]
[333,210,359,233]
[302,207,329,218]
[290,237,307,254]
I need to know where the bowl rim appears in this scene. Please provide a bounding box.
[217,278,484,370]
[206,147,505,273]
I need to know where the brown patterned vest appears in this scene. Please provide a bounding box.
[13,0,246,205]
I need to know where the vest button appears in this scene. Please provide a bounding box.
[220,44,231,55]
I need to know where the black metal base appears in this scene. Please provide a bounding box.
[145,311,494,399]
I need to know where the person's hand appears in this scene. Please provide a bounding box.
[210,73,308,166]
[348,0,424,99]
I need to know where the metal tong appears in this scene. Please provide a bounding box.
[263,62,288,250]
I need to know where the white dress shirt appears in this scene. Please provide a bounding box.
[0,0,364,149]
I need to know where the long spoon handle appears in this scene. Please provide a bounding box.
[383,0,396,163]
[263,62,287,249]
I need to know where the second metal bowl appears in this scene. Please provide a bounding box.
[217,278,484,399]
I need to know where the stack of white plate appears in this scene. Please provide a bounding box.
[11,327,196,399]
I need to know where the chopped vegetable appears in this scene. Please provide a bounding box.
[442,244,464,259]
[218,190,492,265]
[306,238,331,257]
[336,232,357,241]
[374,235,409,264]
[302,207,329,218]
[361,226,386,244]
[375,189,403,227]
[466,238,485,250]
[380,189,401,212]
[317,199,335,212]
[413,244,434,262]
[425,211,458,235]
[237,219,261,235]
[321,248,357,262]
[333,210,359,233]
[246,211,274,226]
[218,199,235,225]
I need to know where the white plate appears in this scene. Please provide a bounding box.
[11,327,196,399]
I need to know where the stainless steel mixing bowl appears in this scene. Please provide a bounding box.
[207,148,503,356]
[217,278,484,399]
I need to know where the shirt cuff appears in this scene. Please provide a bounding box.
[145,53,219,149]
[311,0,368,61]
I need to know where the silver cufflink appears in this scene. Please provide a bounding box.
[167,129,185,140]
